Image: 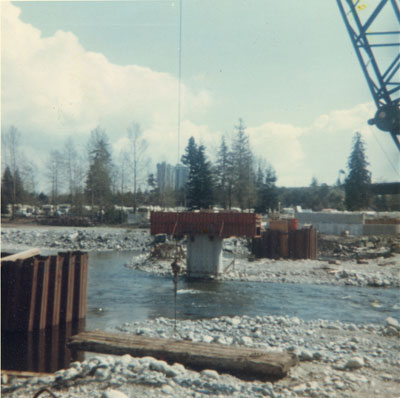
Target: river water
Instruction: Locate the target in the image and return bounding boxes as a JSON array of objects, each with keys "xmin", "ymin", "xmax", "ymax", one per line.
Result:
[
  {"xmin": 3, "ymin": 250, "xmax": 398, "ymax": 373},
  {"xmin": 87, "ymin": 251, "xmax": 399, "ymax": 330}
]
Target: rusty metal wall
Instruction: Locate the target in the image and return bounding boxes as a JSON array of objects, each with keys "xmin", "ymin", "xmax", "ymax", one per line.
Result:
[
  {"xmin": 151, "ymin": 211, "xmax": 261, "ymax": 238},
  {"xmin": 1, "ymin": 320, "xmax": 85, "ymax": 373},
  {"xmin": 269, "ymin": 218, "xmax": 299, "ymax": 233},
  {"xmin": 1, "ymin": 252, "xmax": 88, "ymax": 332},
  {"xmin": 252, "ymin": 228, "xmax": 317, "ymax": 260}
]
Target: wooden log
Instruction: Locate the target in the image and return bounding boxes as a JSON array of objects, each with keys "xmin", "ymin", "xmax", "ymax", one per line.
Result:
[
  {"xmin": 68, "ymin": 331, "xmax": 298, "ymax": 380},
  {"xmin": 1, "ymin": 249, "xmax": 40, "ymax": 263},
  {"xmin": 2, "ymin": 370, "xmax": 53, "ymax": 378}
]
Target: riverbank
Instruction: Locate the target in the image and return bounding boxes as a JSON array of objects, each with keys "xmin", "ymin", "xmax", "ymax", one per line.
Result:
[
  {"xmin": 1, "ymin": 225, "xmax": 152, "ymax": 253},
  {"xmin": 128, "ymin": 252, "xmax": 400, "ymax": 288},
  {"xmin": 3, "ymin": 315, "xmax": 400, "ymax": 398}
]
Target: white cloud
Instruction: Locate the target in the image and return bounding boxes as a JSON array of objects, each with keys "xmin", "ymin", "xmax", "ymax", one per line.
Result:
[
  {"xmin": 247, "ymin": 122, "xmax": 308, "ymax": 186},
  {"xmin": 246, "ymin": 103, "xmax": 399, "ymax": 186},
  {"xmin": 1, "ymin": 1, "xmax": 211, "ymax": 162},
  {"xmin": 309, "ymin": 103, "xmax": 399, "ymax": 183},
  {"xmin": 312, "ymin": 102, "xmax": 375, "ymax": 133}
]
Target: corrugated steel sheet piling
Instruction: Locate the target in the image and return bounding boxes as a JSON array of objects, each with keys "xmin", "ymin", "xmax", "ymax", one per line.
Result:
[
  {"xmin": 1, "ymin": 251, "xmax": 89, "ymax": 332},
  {"xmin": 252, "ymin": 227, "xmax": 317, "ymax": 260},
  {"xmin": 2, "ymin": 320, "xmax": 85, "ymax": 373}
]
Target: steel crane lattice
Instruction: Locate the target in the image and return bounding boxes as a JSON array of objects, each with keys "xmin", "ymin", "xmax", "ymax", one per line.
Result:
[{"xmin": 337, "ymin": 0, "xmax": 400, "ymax": 150}]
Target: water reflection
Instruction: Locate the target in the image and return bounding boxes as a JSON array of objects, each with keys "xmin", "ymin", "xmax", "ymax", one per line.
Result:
[{"xmin": 2, "ymin": 320, "xmax": 85, "ymax": 373}]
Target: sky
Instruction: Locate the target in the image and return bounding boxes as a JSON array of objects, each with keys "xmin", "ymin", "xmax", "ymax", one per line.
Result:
[{"xmin": 1, "ymin": 0, "xmax": 399, "ymax": 191}]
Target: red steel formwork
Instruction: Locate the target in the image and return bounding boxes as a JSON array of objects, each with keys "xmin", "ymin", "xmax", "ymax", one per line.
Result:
[{"xmin": 151, "ymin": 211, "xmax": 261, "ymax": 238}]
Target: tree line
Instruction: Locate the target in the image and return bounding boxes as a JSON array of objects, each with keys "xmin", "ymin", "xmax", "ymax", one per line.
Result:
[{"xmin": 2, "ymin": 121, "xmax": 397, "ymax": 222}]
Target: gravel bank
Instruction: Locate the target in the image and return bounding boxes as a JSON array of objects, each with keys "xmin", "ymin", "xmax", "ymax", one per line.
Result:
[
  {"xmin": 1, "ymin": 226, "xmax": 152, "ymax": 253},
  {"xmin": 128, "ymin": 250, "xmax": 400, "ymax": 288},
  {"xmin": 3, "ymin": 315, "xmax": 400, "ymax": 397}
]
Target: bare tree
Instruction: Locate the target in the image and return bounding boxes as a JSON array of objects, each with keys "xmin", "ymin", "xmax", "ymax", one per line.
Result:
[
  {"xmin": 127, "ymin": 122, "xmax": 149, "ymax": 212},
  {"xmin": 20, "ymin": 162, "xmax": 37, "ymax": 195},
  {"xmin": 2, "ymin": 126, "xmax": 22, "ymax": 217},
  {"xmin": 115, "ymin": 149, "xmax": 131, "ymax": 202},
  {"xmin": 62, "ymin": 137, "xmax": 85, "ymax": 206},
  {"xmin": 61, "ymin": 137, "xmax": 87, "ymax": 213},
  {"xmin": 46, "ymin": 150, "xmax": 63, "ymax": 212}
]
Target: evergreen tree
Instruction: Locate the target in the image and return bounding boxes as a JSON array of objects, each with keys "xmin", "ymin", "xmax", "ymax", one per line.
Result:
[
  {"xmin": 304, "ymin": 177, "xmax": 322, "ymax": 210},
  {"xmin": 13, "ymin": 169, "xmax": 25, "ymax": 204},
  {"xmin": 255, "ymin": 165, "xmax": 264, "ymax": 193},
  {"xmin": 85, "ymin": 127, "xmax": 113, "ymax": 218},
  {"xmin": 1, "ymin": 166, "xmax": 13, "ymax": 214},
  {"xmin": 181, "ymin": 137, "xmax": 214, "ymax": 210},
  {"xmin": 231, "ymin": 118, "xmax": 255, "ymax": 210},
  {"xmin": 215, "ymin": 136, "xmax": 233, "ymax": 209},
  {"xmin": 196, "ymin": 145, "xmax": 214, "ymax": 209},
  {"xmin": 1, "ymin": 166, "xmax": 25, "ymax": 215},
  {"xmin": 344, "ymin": 132, "xmax": 371, "ymax": 210},
  {"xmin": 255, "ymin": 166, "xmax": 278, "ymax": 213}
]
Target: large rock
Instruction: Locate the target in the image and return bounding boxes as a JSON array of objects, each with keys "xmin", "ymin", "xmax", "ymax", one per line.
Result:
[
  {"xmin": 345, "ymin": 357, "xmax": 364, "ymax": 370},
  {"xmin": 102, "ymin": 390, "xmax": 129, "ymax": 398},
  {"xmin": 385, "ymin": 317, "xmax": 399, "ymax": 330}
]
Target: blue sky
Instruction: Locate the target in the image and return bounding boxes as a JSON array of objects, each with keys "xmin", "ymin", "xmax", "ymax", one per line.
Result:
[{"xmin": 2, "ymin": 0, "xmax": 399, "ymax": 190}]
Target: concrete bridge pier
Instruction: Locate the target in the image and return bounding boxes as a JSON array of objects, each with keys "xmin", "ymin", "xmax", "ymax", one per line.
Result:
[{"xmin": 186, "ymin": 235, "xmax": 223, "ymax": 278}]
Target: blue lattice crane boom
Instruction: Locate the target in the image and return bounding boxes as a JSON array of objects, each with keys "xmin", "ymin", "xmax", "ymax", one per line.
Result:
[{"xmin": 337, "ymin": 0, "xmax": 400, "ymax": 151}]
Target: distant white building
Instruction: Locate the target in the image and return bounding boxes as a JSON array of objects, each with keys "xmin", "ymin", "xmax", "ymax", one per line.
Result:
[
  {"xmin": 156, "ymin": 162, "xmax": 189, "ymax": 192},
  {"xmin": 175, "ymin": 163, "xmax": 189, "ymax": 190},
  {"xmin": 157, "ymin": 162, "xmax": 175, "ymax": 192}
]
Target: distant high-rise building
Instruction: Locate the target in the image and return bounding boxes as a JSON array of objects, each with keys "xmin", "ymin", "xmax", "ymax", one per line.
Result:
[
  {"xmin": 156, "ymin": 162, "xmax": 188, "ymax": 192},
  {"xmin": 175, "ymin": 163, "xmax": 189, "ymax": 190},
  {"xmin": 156, "ymin": 162, "xmax": 175, "ymax": 192}
]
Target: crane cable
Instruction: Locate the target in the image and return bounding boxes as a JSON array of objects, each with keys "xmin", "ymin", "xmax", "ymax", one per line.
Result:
[
  {"xmin": 177, "ymin": 0, "xmax": 182, "ymax": 164},
  {"xmin": 371, "ymin": 129, "xmax": 400, "ymax": 177}
]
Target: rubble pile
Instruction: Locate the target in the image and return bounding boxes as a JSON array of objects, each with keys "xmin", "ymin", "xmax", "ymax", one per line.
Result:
[
  {"xmin": 317, "ymin": 234, "xmax": 400, "ymax": 260},
  {"xmin": 1, "ymin": 228, "xmax": 152, "ymax": 252},
  {"xmin": 149, "ymin": 242, "xmax": 185, "ymax": 261}
]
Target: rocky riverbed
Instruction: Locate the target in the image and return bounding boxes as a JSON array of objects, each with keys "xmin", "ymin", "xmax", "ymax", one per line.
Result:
[
  {"xmin": 1, "ymin": 225, "xmax": 152, "ymax": 253},
  {"xmin": 3, "ymin": 315, "xmax": 400, "ymax": 397},
  {"xmin": 128, "ymin": 247, "xmax": 400, "ymax": 288},
  {"xmin": 1, "ymin": 225, "xmax": 399, "ymax": 397}
]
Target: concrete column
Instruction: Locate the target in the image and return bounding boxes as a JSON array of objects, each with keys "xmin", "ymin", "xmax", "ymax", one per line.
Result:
[{"xmin": 186, "ymin": 234, "xmax": 223, "ymax": 278}]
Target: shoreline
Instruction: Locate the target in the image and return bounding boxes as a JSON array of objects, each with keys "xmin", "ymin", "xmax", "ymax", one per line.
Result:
[
  {"xmin": 127, "ymin": 253, "xmax": 400, "ymax": 289},
  {"xmin": 3, "ymin": 314, "xmax": 400, "ymax": 398}
]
